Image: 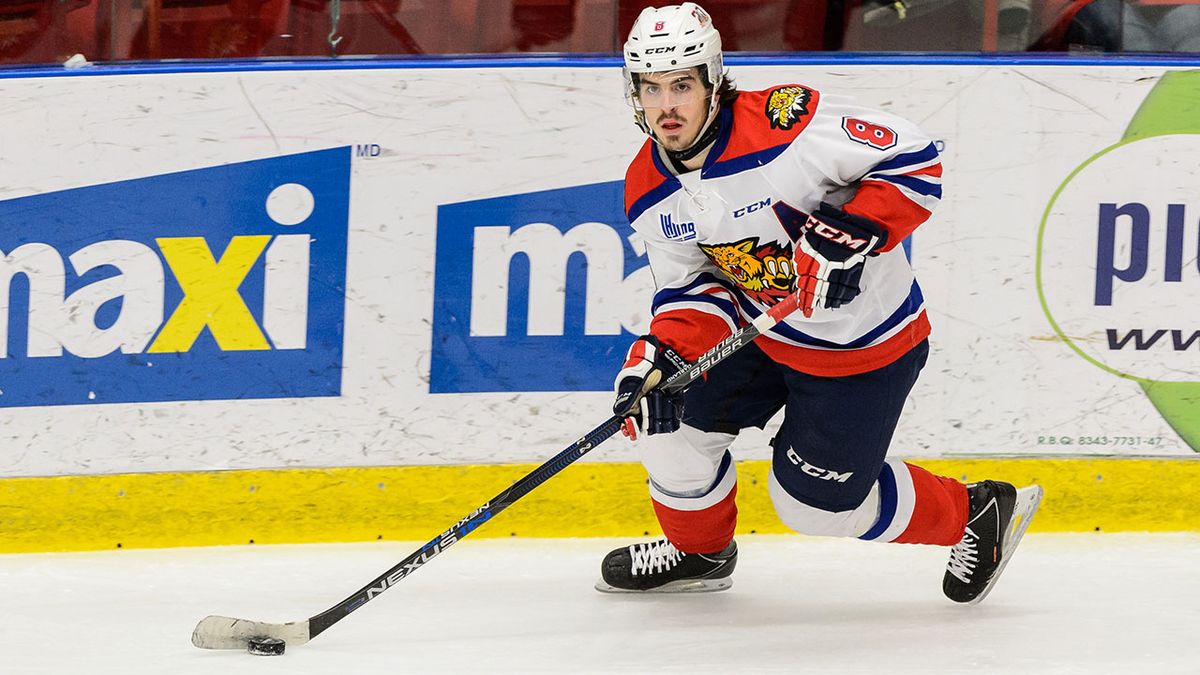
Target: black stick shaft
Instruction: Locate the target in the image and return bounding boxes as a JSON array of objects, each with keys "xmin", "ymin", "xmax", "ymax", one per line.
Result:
[
  {"xmin": 305, "ymin": 296, "xmax": 796, "ymax": 640},
  {"xmin": 308, "ymin": 414, "xmax": 624, "ymax": 638}
]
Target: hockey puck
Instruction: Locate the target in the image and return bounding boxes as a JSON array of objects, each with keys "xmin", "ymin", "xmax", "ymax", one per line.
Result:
[{"xmin": 247, "ymin": 636, "xmax": 286, "ymax": 656}]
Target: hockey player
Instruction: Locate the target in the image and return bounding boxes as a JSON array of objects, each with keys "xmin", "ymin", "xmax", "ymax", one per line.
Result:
[{"xmin": 599, "ymin": 2, "xmax": 1043, "ymax": 605}]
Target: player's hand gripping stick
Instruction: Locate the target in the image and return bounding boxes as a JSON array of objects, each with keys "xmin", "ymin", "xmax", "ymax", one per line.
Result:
[{"xmin": 612, "ymin": 335, "xmax": 689, "ymax": 440}]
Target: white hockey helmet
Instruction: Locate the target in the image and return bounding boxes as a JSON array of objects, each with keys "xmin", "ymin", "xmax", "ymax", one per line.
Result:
[{"xmin": 623, "ymin": 3, "xmax": 724, "ymax": 143}]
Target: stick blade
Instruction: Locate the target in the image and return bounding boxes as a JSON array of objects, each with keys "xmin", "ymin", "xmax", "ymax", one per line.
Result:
[{"xmin": 191, "ymin": 615, "xmax": 311, "ymax": 650}]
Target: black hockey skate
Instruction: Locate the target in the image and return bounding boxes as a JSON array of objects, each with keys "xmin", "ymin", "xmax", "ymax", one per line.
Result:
[
  {"xmin": 595, "ymin": 539, "xmax": 737, "ymax": 593},
  {"xmin": 943, "ymin": 480, "xmax": 1044, "ymax": 604}
]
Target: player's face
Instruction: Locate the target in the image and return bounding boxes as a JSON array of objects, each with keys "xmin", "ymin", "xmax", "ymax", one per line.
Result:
[{"xmin": 636, "ymin": 69, "xmax": 710, "ymax": 151}]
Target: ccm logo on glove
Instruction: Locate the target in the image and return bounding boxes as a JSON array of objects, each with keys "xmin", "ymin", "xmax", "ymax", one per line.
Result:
[
  {"xmin": 806, "ymin": 219, "xmax": 875, "ymax": 251},
  {"xmin": 792, "ymin": 203, "xmax": 887, "ymax": 318}
]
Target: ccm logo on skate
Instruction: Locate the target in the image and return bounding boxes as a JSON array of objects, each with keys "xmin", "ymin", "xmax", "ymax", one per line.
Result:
[
  {"xmin": 432, "ymin": 181, "xmax": 651, "ymax": 393},
  {"xmin": 786, "ymin": 448, "xmax": 853, "ymax": 482},
  {"xmin": 0, "ymin": 148, "xmax": 350, "ymax": 407}
]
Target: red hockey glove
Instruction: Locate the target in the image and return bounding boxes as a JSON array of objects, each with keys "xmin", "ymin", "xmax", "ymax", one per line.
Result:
[
  {"xmin": 792, "ymin": 203, "xmax": 887, "ymax": 318},
  {"xmin": 613, "ymin": 335, "xmax": 688, "ymax": 440}
]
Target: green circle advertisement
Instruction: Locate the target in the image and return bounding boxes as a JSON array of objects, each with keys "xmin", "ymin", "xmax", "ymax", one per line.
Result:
[{"xmin": 1037, "ymin": 70, "xmax": 1200, "ymax": 451}]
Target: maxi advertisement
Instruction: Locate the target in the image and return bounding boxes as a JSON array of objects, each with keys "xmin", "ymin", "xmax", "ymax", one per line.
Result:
[
  {"xmin": 0, "ymin": 149, "xmax": 349, "ymax": 407},
  {"xmin": 0, "ymin": 63, "xmax": 1195, "ymax": 479}
]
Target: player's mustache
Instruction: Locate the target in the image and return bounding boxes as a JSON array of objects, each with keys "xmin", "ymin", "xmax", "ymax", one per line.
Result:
[{"xmin": 657, "ymin": 114, "xmax": 686, "ymax": 124}]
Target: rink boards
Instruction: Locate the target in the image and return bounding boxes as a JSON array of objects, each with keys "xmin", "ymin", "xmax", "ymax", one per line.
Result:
[{"xmin": 0, "ymin": 57, "xmax": 1198, "ymax": 551}]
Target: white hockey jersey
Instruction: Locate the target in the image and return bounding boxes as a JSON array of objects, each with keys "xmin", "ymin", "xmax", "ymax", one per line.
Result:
[{"xmin": 624, "ymin": 83, "xmax": 941, "ymax": 377}]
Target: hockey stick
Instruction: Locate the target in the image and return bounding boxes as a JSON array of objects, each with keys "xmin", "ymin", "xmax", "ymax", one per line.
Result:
[{"xmin": 191, "ymin": 293, "xmax": 803, "ymax": 650}]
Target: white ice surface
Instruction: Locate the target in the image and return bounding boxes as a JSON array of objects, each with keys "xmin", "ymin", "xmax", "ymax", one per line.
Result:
[{"xmin": 0, "ymin": 534, "xmax": 1196, "ymax": 674}]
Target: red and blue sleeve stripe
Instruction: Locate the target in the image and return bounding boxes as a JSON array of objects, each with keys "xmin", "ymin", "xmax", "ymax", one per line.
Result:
[
  {"xmin": 845, "ymin": 142, "xmax": 942, "ymax": 251},
  {"xmin": 648, "ymin": 273, "xmax": 741, "ymax": 360}
]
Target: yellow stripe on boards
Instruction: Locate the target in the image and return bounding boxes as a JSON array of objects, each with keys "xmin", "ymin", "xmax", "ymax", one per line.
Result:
[{"xmin": 1, "ymin": 458, "xmax": 1197, "ymax": 553}]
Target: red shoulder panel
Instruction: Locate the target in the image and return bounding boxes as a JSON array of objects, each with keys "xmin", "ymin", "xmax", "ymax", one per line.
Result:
[
  {"xmin": 624, "ymin": 140, "xmax": 666, "ymax": 216},
  {"xmin": 717, "ymin": 84, "xmax": 822, "ymax": 162}
]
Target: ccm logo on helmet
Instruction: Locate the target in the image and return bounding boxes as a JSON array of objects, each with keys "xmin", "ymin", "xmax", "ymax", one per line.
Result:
[
  {"xmin": 805, "ymin": 216, "xmax": 871, "ymax": 250},
  {"xmin": 644, "ymin": 46, "xmax": 677, "ymax": 54}
]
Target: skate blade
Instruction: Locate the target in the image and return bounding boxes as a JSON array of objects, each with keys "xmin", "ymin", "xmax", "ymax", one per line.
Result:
[
  {"xmin": 594, "ymin": 577, "xmax": 733, "ymax": 594},
  {"xmin": 968, "ymin": 484, "xmax": 1044, "ymax": 606}
]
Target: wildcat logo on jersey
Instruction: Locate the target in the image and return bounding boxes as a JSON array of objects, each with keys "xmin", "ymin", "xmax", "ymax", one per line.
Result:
[
  {"xmin": 765, "ymin": 86, "xmax": 813, "ymax": 131},
  {"xmin": 0, "ymin": 148, "xmax": 350, "ymax": 408},
  {"xmin": 699, "ymin": 237, "xmax": 794, "ymax": 305}
]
